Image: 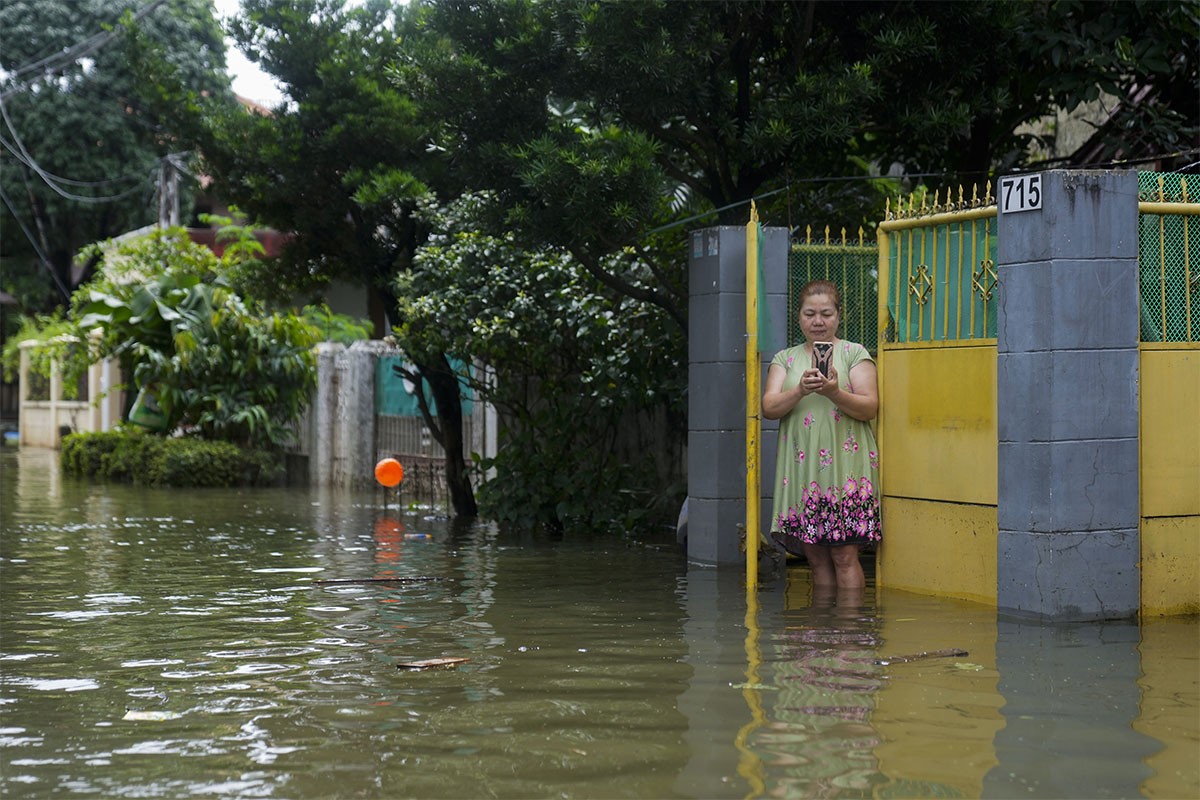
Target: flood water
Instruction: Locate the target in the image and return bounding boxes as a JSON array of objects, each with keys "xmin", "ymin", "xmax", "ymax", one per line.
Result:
[{"xmin": 1, "ymin": 447, "xmax": 1197, "ymax": 799}]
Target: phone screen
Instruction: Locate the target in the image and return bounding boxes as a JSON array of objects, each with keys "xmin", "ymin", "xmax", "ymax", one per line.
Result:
[{"xmin": 813, "ymin": 342, "xmax": 833, "ymax": 377}]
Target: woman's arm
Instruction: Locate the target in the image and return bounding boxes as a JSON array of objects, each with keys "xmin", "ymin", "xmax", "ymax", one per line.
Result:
[
  {"xmin": 763, "ymin": 362, "xmax": 818, "ymax": 420},
  {"xmin": 817, "ymin": 358, "xmax": 878, "ymax": 421}
]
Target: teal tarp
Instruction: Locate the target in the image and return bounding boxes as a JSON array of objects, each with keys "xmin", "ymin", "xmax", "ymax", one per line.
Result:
[{"xmin": 375, "ymin": 356, "xmax": 474, "ymax": 417}]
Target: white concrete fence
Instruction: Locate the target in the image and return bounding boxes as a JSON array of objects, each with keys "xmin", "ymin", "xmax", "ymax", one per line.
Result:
[
  {"xmin": 16, "ymin": 337, "xmax": 496, "ymax": 493},
  {"xmin": 17, "ymin": 337, "xmax": 124, "ymax": 448}
]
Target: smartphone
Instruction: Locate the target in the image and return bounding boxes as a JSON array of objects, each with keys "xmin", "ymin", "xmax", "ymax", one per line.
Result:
[{"xmin": 813, "ymin": 341, "xmax": 834, "ymax": 377}]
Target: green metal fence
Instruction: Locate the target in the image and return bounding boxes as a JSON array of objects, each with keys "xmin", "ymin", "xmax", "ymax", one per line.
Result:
[
  {"xmin": 879, "ymin": 185, "xmax": 998, "ymax": 344},
  {"xmin": 1138, "ymin": 172, "xmax": 1198, "ymax": 343},
  {"xmin": 787, "ymin": 226, "xmax": 879, "ymax": 352}
]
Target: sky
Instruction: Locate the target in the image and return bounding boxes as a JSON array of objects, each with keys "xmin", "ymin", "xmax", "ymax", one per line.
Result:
[{"xmin": 212, "ymin": 0, "xmax": 284, "ymax": 107}]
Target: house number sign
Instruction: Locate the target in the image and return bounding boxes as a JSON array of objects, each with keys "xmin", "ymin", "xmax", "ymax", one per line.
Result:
[{"xmin": 999, "ymin": 174, "xmax": 1042, "ymax": 214}]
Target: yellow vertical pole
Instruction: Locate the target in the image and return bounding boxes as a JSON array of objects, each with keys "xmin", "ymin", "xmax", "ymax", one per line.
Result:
[
  {"xmin": 745, "ymin": 202, "xmax": 760, "ymax": 591},
  {"xmin": 876, "ymin": 229, "xmax": 890, "ymax": 588}
]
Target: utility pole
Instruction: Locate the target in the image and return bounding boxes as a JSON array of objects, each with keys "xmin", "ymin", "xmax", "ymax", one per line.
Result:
[{"xmin": 157, "ymin": 155, "xmax": 179, "ymax": 227}]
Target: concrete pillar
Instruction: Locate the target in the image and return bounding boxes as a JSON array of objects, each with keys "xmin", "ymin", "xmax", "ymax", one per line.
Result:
[
  {"xmin": 687, "ymin": 225, "xmax": 789, "ymax": 565},
  {"xmin": 18, "ymin": 341, "xmax": 30, "ymax": 447},
  {"xmin": 312, "ymin": 342, "xmax": 344, "ymax": 487},
  {"xmin": 996, "ymin": 169, "xmax": 1140, "ymax": 620},
  {"xmin": 334, "ymin": 340, "xmax": 392, "ymax": 488},
  {"xmin": 49, "ymin": 354, "xmax": 62, "ymax": 447}
]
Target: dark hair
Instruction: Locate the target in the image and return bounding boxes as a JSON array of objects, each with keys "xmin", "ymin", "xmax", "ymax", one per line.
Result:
[{"xmin": 797, "ymin": 280, "xmax": 842, "ymax": 312}]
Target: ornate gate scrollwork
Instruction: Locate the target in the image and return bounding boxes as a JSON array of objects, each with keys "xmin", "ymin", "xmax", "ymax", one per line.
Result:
[
  {"xmin": 972, "ymin": 259, "xmax": 997, "ymax": 301},
  {"xmin": 907, "ymin": 264, "xmax": 933, "ymax": 305}
]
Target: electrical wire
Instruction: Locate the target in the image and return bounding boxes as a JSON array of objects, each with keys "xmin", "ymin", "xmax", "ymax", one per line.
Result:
[
  {"xmin": 0, "ymin": 0, "xmax": 168, "ymax": 100},
  {"xmin": 0, "ymin": 93, "xmax": 153, "ymax": 203},
  {"xmin": 0, "ymin": 182, "xmax": 73, "ymax": 300},
  {"xmin": 0, "ymin": 135, "xmax": 147, "ymax": 188},
  {"xmin": 638, "ymin": 147, "xmax": 1200, "ymax": 239}
]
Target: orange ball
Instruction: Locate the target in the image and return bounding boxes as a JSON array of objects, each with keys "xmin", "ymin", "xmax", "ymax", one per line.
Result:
[{"xmin": 374, "ymin": 458, "xmax": 404, "ymax": 487}]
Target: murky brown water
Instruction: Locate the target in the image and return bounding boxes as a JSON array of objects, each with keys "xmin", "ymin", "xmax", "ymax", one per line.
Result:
[{"xmin": 1, "ymin": 447, "xmax": 1196, "ymax": 798}]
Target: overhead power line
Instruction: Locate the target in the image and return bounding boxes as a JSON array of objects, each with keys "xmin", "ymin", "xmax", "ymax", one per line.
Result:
[
  {"xmin": 0, "ymin": 182, "xmax": 72, "ymax": 300},
  {"xmin": 0, "ymin": 93, "xmax": 154, "ymax": 203},
  {"xmin": 0, "ymin": 0, "xmax": 168, "ymax": 101}
]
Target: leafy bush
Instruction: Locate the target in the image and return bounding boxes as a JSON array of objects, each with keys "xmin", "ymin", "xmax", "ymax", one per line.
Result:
[
  {"xmin": 61, "ymin": 430, "xmax": 282, "ymax": 487},
  {"xmin": 300, "ymin": 303, "xmax": 374, "ymax": 344},
  {"xmin": 395, "ymin": 194, "xmax": 686, "ymax": 533},
  {"xmin": 73, "ymin": 227, "xmax": 320, "ymax": 449}
]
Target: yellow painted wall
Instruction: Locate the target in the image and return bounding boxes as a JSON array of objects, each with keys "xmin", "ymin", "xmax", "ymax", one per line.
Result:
[
  {"xmin": 1140, "ymin": 347, "xmax": 1199, "ymax": 517},
  {"xmin": 879, "ymin": 498, "xmax": 998, "ymax": 605},
  {"xmin": 879, "ymin": 343, "xmax": 997, "ymax": 505},
  {"xmin": 1141, "ymin": 517, "xmax": 1200, "ymax": 616},
  {"xmin": 877, "ymin": 343, "xmax": 998, "ymax": 604},
  {"xmin": 1140, "ymin": 346, "xmax": 1200, "ymax": 617}
]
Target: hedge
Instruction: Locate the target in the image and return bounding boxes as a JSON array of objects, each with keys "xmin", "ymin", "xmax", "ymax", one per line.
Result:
[{"xmin": 60, "ymin": 429, "xmax": 283, "ymax": 488}]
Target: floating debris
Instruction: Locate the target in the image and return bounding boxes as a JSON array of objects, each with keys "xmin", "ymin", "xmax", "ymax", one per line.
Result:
[
  {"xmin": 313, "ymin": 576, "xmax": 448, "ymax": 585},
  {"xmin": 122, "ymin": 710, "xmax": 183, "ymax": 721},
  {"xmin": 729, "ymin": 682, "xmax": 778, "ymax": 691},
  {"xmin": 874, "ymin": 648, "xmax": 968, "ymax": 666},
  {"xmin": 396, "ymin": 657, "xmax": 469, "ymax": 671}
]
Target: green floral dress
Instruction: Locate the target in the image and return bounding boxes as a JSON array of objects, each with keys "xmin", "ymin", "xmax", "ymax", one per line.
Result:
[{"xmin": 769, "ymin": 340, "xmax": 881, "ymax": 553}]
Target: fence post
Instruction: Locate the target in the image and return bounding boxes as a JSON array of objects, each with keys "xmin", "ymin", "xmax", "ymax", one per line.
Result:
[
  {"xmin": 996, "ymin": 169, "xmax": 1140, "ymax": 621},
  {"xmin": 18, "ymin": 341, "xmax": 30, "ymax": 447},
  {"xmin": 312, "ymin": 342, "xmax": 344, "ymax": 487},
  {"xmin": 686, "ymin": 225, "xmax": 789, "ymax": 566}
]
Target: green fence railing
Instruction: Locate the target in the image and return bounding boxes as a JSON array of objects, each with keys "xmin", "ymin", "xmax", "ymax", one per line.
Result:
[
  {"xmin": 788, "ymin": 226, "xmax": 878, "ymax": 352},
  {"xmin": 880, "ymin": 185, "xmax": 998, "ymax": 345},
  {"xmin": 1138, "ymin": 172, "xmax": 1198, "ymax": 343}
]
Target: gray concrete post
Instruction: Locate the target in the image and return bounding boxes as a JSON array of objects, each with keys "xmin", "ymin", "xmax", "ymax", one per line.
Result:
[
  {"xmin": 996, "ymin": 169, "xmax": 1140, "ymax": 620},
  {"xmin": 312, "ymin": 342, "xmax": 344, "ymax": 487},
  {"xmin": 687, "ymin": 225, "xmax": 789, "ymax": 566},
  {"xmin": 334, "ymin": 341, "xmax": 392, "ymax": 488}
]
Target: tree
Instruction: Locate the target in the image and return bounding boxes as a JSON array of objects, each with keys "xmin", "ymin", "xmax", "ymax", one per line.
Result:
[
  {"xmin": 132, "ymin": 0, "xmax": 479, "ymax": 515},
  {"xmin": 413, "ymin": 0, "xmax": 1199, "ymax": 324},
  {"xmin": 850, "ymin": 0, "xmax": 1199, "ymax": 179},
  {"xmin": 394, "ymin": 194, "xmax": 685, "ymax": 531},
  {"xmin": 0, "ymin": 0, "xmax": 230, "ymax": 326}
]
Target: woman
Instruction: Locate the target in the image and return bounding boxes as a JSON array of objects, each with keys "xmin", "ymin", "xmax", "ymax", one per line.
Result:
[{"xmin": 762, "ymin": 280, "xmax": 881, "ymax": 589}]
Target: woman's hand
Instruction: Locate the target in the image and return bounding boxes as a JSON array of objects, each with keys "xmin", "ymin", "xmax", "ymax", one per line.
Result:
[
  {"xmin": 800, "ymin": 367, "xmax": 825, "ymax": 396},
  {"xmin": 813, "ymin": 365, "xmax": 839, "ymax": 397}
]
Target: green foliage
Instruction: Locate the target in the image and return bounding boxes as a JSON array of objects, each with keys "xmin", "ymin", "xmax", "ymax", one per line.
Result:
[
  {"xmin": 0, "ymin": 0, "xmax": 230, "ymax": 309},
  {"xmin": 300, "ymin": 304, "xmax": 375, "ymax": 344},
  {"xmin": 72, "ymin": 227, "xmax": 320, "ymax": 449},
  {"xmin": 61, "ymin": 429, "xmax": 282, "ymax": 487},
  {"xmin": 0, "ymin": 312, "xmax": 75, "ymax": 386},
  {"xmin": 396, "ymin": 194, "xmax": 685, "ymax": 532}
]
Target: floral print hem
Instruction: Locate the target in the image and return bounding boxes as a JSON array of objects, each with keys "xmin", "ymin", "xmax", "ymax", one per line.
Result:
[{"xmin": 774, "ymin": 477, "xmax": 881, "ymax": 548}]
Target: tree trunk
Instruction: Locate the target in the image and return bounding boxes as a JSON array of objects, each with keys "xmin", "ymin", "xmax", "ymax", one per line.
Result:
[{"xmin": 415, "ymin": 355, "xmax": 478, "ymax": 518}]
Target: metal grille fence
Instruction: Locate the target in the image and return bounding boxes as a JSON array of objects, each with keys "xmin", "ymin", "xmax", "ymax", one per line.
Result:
[
  {"xmin": 879, "ymin": 184, "xmax": 998, "ymax": 344},
  {"xmin": 788, "ymin": 226, "xmax": 878, "ymax": 351},
  {"xmin": 374, "ymin": 414, "xmax": 477, "ymax": 505},
  {"xmin": 1138, "ymin": 172, "xmax": 1197, "ymax": 343}
]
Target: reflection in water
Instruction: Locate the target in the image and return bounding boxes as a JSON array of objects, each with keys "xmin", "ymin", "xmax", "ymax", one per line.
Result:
[
  {"xmin": 1, "ymin": 448, "xmax": 1197, "ymax": 799},
  {"xmin": 760, "ymin": 577, "xmax": 886, "ymax": 797}
]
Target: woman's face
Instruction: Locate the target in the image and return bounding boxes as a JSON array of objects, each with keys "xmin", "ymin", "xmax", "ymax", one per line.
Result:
[{"xmin": 799, "ymin": 292, "xmax": 839, "ymax": 342}]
